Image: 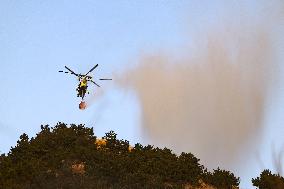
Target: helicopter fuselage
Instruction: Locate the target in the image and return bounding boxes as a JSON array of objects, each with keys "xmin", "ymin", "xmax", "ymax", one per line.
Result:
[{"xmin": 77, "ymin": 77, "xmax": 89, "ymax": 99}]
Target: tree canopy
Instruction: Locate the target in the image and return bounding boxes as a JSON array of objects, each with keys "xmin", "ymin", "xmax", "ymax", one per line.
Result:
[
  {"xmin": 0, "ymin": 122, "xmax": 243, "ymax": 188},
  {"xmin": 252, "ymin": 169, "xmax": 284, "ymax": 189}
]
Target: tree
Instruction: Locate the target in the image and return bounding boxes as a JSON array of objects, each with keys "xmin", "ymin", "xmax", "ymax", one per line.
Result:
[
  {"xmin": 176, "ymin": 152, "xmax": 204, "ymax": 186},
  {"xmin": 252, "ymin": 169, "xmax": 284, "ymax": 189},
  {"xmin": 202, "ymin": 167, "xmax": 240, "ymax": 189}
]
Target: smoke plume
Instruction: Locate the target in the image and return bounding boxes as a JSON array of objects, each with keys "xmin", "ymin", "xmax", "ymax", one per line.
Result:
[{"xmin": 115, "ymin": 1, "xmax": 282, "ymax": 176}]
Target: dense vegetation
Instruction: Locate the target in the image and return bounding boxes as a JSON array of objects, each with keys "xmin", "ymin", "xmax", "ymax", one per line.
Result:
[
  {"xmin": 252, "ymin": 169, "xmax": 284, "ymax": 189},
  {"xmin": 0, "ymin": 122, "xmax": 281, "ymax": 188}
]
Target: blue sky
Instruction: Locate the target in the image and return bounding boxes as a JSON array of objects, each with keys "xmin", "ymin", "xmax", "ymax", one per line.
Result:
[
  {"xmin": 0, "ymin": 1, "xmax": 283, "ymax": 188},
  {"xmin": 0, "ymin": 1, "xmax": 189, "ymax": 151}
]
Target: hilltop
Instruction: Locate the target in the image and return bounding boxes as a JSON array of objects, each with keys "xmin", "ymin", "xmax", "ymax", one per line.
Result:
[{"xmin": 0, "ymin": 123, "xmax": 282, "ymax": 189}]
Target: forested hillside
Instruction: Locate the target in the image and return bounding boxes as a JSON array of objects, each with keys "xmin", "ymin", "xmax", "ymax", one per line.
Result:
[{"xmin": 0, "ymin": 123, "xmax": 282, "ymax": 189}]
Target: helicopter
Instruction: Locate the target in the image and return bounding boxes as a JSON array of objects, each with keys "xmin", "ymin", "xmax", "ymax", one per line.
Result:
[{"xmin": 59, "ymin": 64, "xmax": 112, "ymax": 109}]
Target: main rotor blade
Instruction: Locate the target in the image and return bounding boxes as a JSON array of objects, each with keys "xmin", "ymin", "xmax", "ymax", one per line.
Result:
[
  {"xmin": 84, "ymin": 64, "xmax": 98, "ymax": 76},
  {"xmin": 65, "ymin": 66, "xmax": 79, "ymax": 76},
  {"xmin": 89, "ymin": 80, "xmax": 100, "ymax": 87},
  {"xmin": 99, "ymin": 79, "xmax": 112, "ymax": 80}
]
